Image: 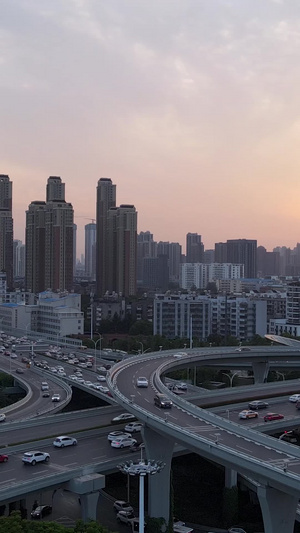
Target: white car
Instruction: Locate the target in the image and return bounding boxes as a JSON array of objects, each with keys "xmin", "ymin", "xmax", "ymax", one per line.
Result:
[
  {"xmin": 112, "ymin": 413, "xmax": 136, "ymax": 423},
  {"xmin": 22, "ymin": 451, "xmax": 50, "ymax": 465},
  {"xmin": 238, "ymin": 410, "xmax": 258, "ymax": 420},
  {"xmin": 111, "ymin": 437, "xmax": 137, "ymax": 448},
  {"xmin": 97, "ymin": 375, "xmax": 106, "ymax": 382},
  {"xmin": 107, "ymin": 431, "xmax": 132, "ymax": 441},
  {"xmin": 124, "ymin": 422, "xmax": 143, "ymax": 433},
  {"xmin": 53, "ymin": 435, "xmax": 77, "ymax": 448},
  {"xmin": 113, "ymin": 500, "xmax": 134, "ymax": 513},
  {"xmin": 51, "ymin": 393, "xmax": 61, "ymax": 402},
  {"xmin": 84, "ymin": 381, "xmax": 94, "ymax": 387},
  {"xmin": 117, "ymin": 510, "xmax": 136, "ymax": 525},
  {"xmin": 0, "ymin": 413, "xmax": 6, "ymax": 422},
  {"xmin": 136, "ymin": 376, "xmax": 149, "ymax": 388},
  {"xmin": 173, "ymin": 352, "xmax": 188, "ymax": 358},
  {"xmin": 289, "ymin": 394, "xmax": 300, "ymax": 402}
]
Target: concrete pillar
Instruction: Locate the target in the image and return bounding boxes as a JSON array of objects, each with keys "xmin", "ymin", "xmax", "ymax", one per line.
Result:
[
  {"xmin": 257, "ymin": 485, "xmax": 298, "ymax": 533},
  {"xmin": 252, "ymin": 361, "xmax": 269, "ymax": 383},
  {"xmin": 80, "ymin": 491, "xmax": 100, "ymax": 523},
  {"xmin": 143, "ymin": 425, "xmax": 174, "ymax": 524},
  {"xmin": 225, "ymin": 468, "xmax": 237, "ymax": 488},
  {"xmin": 66, "ymin": 473, "xmax": 105, "ymax": 522}
]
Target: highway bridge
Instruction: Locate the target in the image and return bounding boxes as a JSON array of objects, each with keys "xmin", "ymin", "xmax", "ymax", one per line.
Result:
[{"xmin": 2, "ymin": 343, "xmax": 300, "ymax": 531}]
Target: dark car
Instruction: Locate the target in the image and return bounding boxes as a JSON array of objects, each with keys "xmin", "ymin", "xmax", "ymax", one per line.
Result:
[
  {"xmin": 264, "ymin": 412, "xmax": 284, "ymax": 422},
  {"xmin": 31, "ymin": 505, "xmax": 52, "ymax": 519},
  {"xmin": 0, "ymin": 454, "xmax": 8, "ymax": 463},
  {"xmin": 154, "ymin": 393, "xmax": 172, "ymax": 408},
  {"xmin": 248, "ymin": 400, "xmax": 269, "ymax": 410},
  {"xmin": 130, "ymin": 442, "xmax": 145, "ymax": 453},
  {"xmin": 296, "ymin": 400, "xmax": 300, "ymax": 410}
]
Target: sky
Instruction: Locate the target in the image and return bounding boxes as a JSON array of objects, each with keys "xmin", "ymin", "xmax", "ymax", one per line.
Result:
[{"xmin": 2, "ymin": 0, "xmax": 300, "ymax": 256}]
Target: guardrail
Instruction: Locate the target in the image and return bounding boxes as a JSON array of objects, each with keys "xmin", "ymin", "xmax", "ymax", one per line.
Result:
[{"xmin": 107, "ymin": 350, "xmax": 300, "ymax": 494}]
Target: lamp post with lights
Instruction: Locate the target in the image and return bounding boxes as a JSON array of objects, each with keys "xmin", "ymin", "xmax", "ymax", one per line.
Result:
[
  {"xmin": 90, "ymin": 335, "xmax": 102, "ymax": 372},
  {"xmin": 118, "ymin": 458, "xmax": 165, "ymax": 533}
]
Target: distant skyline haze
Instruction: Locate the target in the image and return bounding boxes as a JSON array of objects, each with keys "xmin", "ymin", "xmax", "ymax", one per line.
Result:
[{"xmin": 2, "ymin": 0, "xmax": 300, "ymax": 255}]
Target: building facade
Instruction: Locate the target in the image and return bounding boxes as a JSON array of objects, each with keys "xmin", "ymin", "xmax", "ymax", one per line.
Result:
[
  {"xmin": 96, "ymin": 178, "xmax": 116, "ymax": 296},
  {"xmin": 0, "ymin": 175, "xmax": 13, "ymax": 289},
  {"xmin": 25, "ymin": 177, "xmax": 74, "ymax": 293},
  {"xmin": 85, "ymin": 223, "xmax": 96, "ymax": 280}
]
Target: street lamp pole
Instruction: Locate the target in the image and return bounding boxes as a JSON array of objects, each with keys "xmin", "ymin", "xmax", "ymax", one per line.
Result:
[
  {"xmin": 223, "ymin": 371, "xmax": 239, "ymax": 387},
  {"xmin": 118, "ymin": 459, "xmax": 165, "ymax": 533},
  {"xmin": 91, "ymin": 335, "xmax": 102, "ymax": 372}
]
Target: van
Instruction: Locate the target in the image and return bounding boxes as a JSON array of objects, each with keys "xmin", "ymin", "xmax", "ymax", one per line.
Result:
[{"xmin": 41, "ymin": 382, "xmax": 49, "ymax": 391}]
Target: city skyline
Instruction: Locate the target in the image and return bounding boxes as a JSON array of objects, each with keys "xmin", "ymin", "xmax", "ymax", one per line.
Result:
[{"xmin": 3, "ymin": 1, "xmax": 300, "ymax": 254}]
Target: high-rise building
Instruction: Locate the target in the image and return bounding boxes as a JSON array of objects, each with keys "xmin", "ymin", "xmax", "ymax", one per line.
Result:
[
  {"xmin": 96, "ymin": 178, "xmax": 116, "ymax": 296},
  {"xmin": 46, "ymin": 176, "xmax": 65, "ymax": 202},
  {"xmin": 25, "ymin": 177, "xmax": 74, "ymax": 293},
  {"xmin": 226, "ymin": 239, "xmax": 257, "ymax": 278},
  {"xmin": 0, "ymin": 175, "xmax": 13, "ymax": 289},
  {"xmin": 85, "ymin": 223, "xmax": 96, "ymax": 280},
  {"xmin": 73, "ymin": 223, "xmax": 77, "ymax": 279},
  {"xmin": 106, "ymin": 204, "xmax": 137, "ymax": 296},
  {"xmin": 186, "ymin": 233, "xmax": 204, "ymax": 263},
  {"xmin": 13, "ymin": 240, "xmax": 25, "ymax": 278},
  {"xmin": 137, "ymin": 231, "xmax": 157, "ymax": 286}
]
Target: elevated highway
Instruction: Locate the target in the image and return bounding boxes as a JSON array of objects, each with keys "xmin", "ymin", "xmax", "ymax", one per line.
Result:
[
  {"xmin": 107, "ymin": 347, "xmax": 300, "ymax": 533},
  {"xmin": 2, "ymin": 344, "xmax": 300, "ymax": 530}
]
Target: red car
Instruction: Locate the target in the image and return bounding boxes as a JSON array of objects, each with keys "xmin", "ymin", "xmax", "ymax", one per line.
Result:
[
  {"xmin": 264, "ymin": 413, "xmax": 284, "ymax": 422},
  {"xmin": 0, "ymin": 454, "xmax": 8, "ymax": 463}
]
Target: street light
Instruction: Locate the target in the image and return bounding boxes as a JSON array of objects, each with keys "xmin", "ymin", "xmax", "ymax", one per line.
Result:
[
  {"xmin": 276, "ymin": 371, "xmax": 285, "ymax": 381},
  {"xmin": 223, "ymin": 371, "xmax": 240, "ymax": 388},
  {"xmin": 118, "ymin": 459, "xmax": 165, "ymax": 533},
  {"xmin": 91, "ymin": 335, "xmax": 102, "ymax": 372}
]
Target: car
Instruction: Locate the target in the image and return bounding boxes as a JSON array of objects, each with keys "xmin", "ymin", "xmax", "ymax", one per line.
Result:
[
  {"xmin": 97, "ymin": 375, "xmax": 106, "ymax": 382},
  {"xmin": 0, "ymin": 454, "xmax": 8, "ymax": 463},
  {"xmin": 41, "ymin": 382, "xmax": 49, "ymax": 391},
  {"xmin": 154, "ymin": 393, "xmax": 173, "ymax": 408},
  {"xmin": 176, "ymin": 382, "xmax": 188, "ymax": 391},
  {"xmin": 264, "ymin": 412, "xmax": 284, "ymax": 422},
  {"xmin": 74, "ymin": 370, "xmax": 83, "ymax": 376},
  {"xmin": 53, "ymin": 435, "xmax": 77, "ymax": 447},
  {"xmin": 168, "ymin": 385, "xmax": 185, "ymax": 395},
  {"xmin": 235, "ymin": 347, "xmax": 251, "ymax": 352},
  {"xmin": 22, "ymin": 451, "xmax": 50, "ymax": 465},
  {"xmin": 238, "ymin": 410, "xmax": 258, "ymax": 420},
  {"xmin": 136, "ymin": 376, "xmax": 149, "ymax": 388},
  {"xmin": 111, "ymin": 437, "xmax": 137, "ymax": 449},
  {"xmin": 173, "ymin": 352, "xmax": 188, "ymax": 358},
  {"xmin": 31, "ymin": 504, "xmax": 52, "ymax": 519},
  {"xmin": 107, "ymin": 431, "xmax": 132, "ymax": 441},
  {"xmin": 228, "ymin": 528, "xmax": 247, "ymax": 533},
  {"xmin": 10, "ymin": 353, "xmax": 17, "ymax": 358},
  {"xmin": 42, "ymin": 391, "xmax": 50, "ymax": 398},
  {"xmin": 84, "ymin": 381, "xmax": 94, "ymax": 387},
  {"xmin": 112, "ymin": 413, "xmax": 136, "ymax": 423},
  {"xmin": 117, "ymin": 510, "xmax": 136, "ymax": 525},
  {"xmin": 0, "ymin": 413, "xmax": 6, "ymax": 422},
  {"xmin": 124, "ymin": 422, "xmax": 143, "ymax": 433},
  {"xmin": 130, "ymin": 442, "xmax": 145, "ymax": 453},
  {"xmin": 15, "ymin": 367, "xmax": 24, "ymax": 373},
  {"xmin": 57, "ymin": 371, "xmax": 66, "ymax": 377},
  {"xmin": 296, "ymin": 400, "xmax": 300, "ymax": 410},
  {"xmin": 113, "ymin": 500, "xmax": 134, "ymax": 513},
  {"xmin": 51, "ymin": 393, "xmax": 61, "ymax": 402},
  {"xmin": 248, "ymin": 400, "xmax": 269, "ymax": 410},
  {"xmin": 289, "ymin": 394, "xmax": 300, "ymax": 402}
]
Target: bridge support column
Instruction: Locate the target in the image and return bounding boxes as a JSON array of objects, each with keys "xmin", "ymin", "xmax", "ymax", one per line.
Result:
[
  {"xmin": 252, "ymin": 361, "xmax": 269, "ymax": 384},
  {"xmin": 257, "ymin": 485, "xmax": 297, "ymax": 533},
  {"xmin": 66, "ymin": 473, "xmax": 105, "ymax": 522},
  {"xmin": 225, "ymin": 468, "xmax": 237, "ymax": 488},
  {"xmin": 143, "ymin": 426, "xmax": 174, "ymax": 524}
]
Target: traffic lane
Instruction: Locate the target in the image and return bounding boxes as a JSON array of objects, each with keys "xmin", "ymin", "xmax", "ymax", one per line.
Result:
[
  {"xmin": 0, "ymin": 408, "xmax": 126, "ymax": 446},
  {"xmin": 0, "ymin": 360, "xmax": 68, "ymax": 422},
  {"xmin": 114, "ymin": 358, "xmax": 300, "ymax": 478},
  {"xmin": 215, "ymin": 398, "xmax": 300, "ymax": 427},
  {"xmin": 0, "ymin": 433, "xmax": 139, "ymax": 487}
]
